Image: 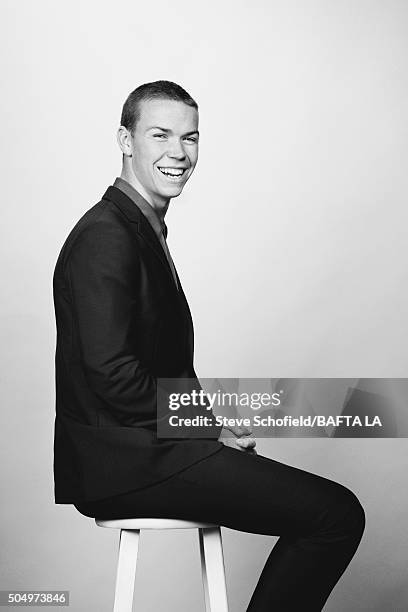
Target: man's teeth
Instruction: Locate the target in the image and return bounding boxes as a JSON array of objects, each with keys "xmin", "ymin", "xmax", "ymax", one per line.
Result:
[{"xmin": 158, "ymin": 167, "xmax": 185, "ymax": 176}]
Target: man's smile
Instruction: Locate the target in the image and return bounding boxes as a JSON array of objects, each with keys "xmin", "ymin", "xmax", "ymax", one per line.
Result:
[{"xmin": 157, "ymin": 166, "xmax": 188, "ymax": 182}]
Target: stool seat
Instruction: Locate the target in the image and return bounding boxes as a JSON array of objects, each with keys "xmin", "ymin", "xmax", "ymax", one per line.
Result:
[
  {"xmin": 95, "ymin": 517, "xmax": 216, "ymax": 530},
  {"xmin": 95, "ymin": 516, "xmax": 229, "ymax": 611}
]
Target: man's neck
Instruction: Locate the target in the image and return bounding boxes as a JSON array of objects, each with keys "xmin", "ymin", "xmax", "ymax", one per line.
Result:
[{"xmin": 120, "ymin": 167, "xmax": 169, "ymax": 222}]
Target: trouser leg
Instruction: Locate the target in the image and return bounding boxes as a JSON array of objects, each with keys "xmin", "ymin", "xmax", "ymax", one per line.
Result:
[
  {"xmin": 246, "ymin": 487, "xmax": 365, "ymax": 610},
  {"xmin": 75, "ymin": 446, "xmax": 366, "ymax": 611},
  {"xmin": 172, "ymin": 447, "xmax": 366, "ymax": 611}
]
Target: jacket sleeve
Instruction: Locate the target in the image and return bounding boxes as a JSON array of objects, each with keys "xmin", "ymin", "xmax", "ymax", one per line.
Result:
[{"xmin": 66, "ymin": 219, "xmax": 158, "ymax": 427}]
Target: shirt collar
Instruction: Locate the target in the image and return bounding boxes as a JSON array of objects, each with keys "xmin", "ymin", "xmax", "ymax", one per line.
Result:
[{"xmin": 113, "ymin": 177, "xmax": 167, "ymax": 240}]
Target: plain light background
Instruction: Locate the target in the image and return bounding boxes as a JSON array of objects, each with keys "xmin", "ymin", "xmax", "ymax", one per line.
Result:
[{"xmin": 1, "ymin": 0, "xmax": 407, "ymax": 610}]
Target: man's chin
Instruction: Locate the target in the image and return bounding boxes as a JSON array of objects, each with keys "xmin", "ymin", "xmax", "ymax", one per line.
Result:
[{"xmin": 157, "ymin": 184, "xmax": 185, "ymax": 199}]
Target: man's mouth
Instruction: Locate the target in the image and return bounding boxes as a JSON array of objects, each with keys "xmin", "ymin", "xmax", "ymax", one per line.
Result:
[{"xmin": 157, "ymin": 166, "xmax": 188, "ymax": 182}]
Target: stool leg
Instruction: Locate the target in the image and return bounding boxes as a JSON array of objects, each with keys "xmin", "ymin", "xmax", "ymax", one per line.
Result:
[
  {"xmin": 199, "ymin": 527, "xmax": 228, "ymax": 612},
  {"xmin": 113, "ymin": 529, "xmax": 140, "ymax": 612},
  {"xmin": 199, "ymin": 529, "xmax": 210, "ymax": 611}
]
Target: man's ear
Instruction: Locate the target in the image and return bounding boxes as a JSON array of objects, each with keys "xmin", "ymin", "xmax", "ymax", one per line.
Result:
[{"xmin": 117, "ymin": 126, "xmax": 133, "ymax": 157}]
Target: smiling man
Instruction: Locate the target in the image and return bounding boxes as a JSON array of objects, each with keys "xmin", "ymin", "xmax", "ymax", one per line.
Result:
[
  {"xmin": 53, "ymin": 81, "xmax": 365, "ymax": 612},
  {"xmin": 53, "ymin": 80, "xmax": 253, "ymax": 506},
  {"xmin": 117, "ymin": 90, "xmax": 199, "ymax": 224}
]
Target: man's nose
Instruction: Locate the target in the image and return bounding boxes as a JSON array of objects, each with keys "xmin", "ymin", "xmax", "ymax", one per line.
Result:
[{"xmin": 167, "ymin": 138, "xmax": 186, "ymax": 159}]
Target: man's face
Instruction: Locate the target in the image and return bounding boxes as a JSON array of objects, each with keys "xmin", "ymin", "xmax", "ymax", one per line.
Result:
[{"xmin": 129, "ymin": 98, "xmax": 199, "ymax": 203}]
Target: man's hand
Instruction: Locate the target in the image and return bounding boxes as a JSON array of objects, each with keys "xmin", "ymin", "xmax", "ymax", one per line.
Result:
[{"xmin": 218, "ymin": 424, "xmax": 257, "ymax": 454}]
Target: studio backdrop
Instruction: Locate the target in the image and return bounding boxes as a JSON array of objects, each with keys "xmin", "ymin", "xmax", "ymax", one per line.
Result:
[{"xmin": 1, "ymin": 1, "xmax": 407, "ymax": 610}]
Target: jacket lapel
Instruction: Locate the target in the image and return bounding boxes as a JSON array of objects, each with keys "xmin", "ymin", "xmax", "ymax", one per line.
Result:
[{"xmin": 103, "ymin": 186, "xmax": 178, "ymax": 288}]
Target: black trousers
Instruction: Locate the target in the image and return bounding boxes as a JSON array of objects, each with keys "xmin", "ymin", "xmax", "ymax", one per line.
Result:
[{"xmin": 75, "ymin": 446, "xmax": 365, "ymax": 611}]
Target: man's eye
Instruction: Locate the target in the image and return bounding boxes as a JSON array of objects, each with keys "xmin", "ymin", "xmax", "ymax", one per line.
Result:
[
  {"xmin": 153, "ymin": 133, "xmax": 167, "ymax": 139},
  {"xmin": 184, "ymin": 137, "xmax": 198, "ymax": 143}
]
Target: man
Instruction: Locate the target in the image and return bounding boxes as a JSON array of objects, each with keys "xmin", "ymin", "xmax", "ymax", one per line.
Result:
[
  {"xmin": 53, "ymin": 80, "xmax": 253, "ymax": 505},
  {"xmin": 53, "ymin": 81, "xmax": 365, "ymax": 610}
]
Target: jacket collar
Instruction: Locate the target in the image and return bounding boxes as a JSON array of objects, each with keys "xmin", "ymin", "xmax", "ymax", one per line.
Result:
[
  {"xmin": 102, "ymin": 184, "xmax": 179, "ymax": 291},
  {"xmin": 103, "ymin": 184, "xmax": 145, "ymax": 224},
  {"xmin": 112, "ymin": 177, "xmax": 168, "ymax": 240}
]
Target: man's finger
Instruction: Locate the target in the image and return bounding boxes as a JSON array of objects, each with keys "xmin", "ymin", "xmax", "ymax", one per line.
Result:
[
  {"xmin": 227, "ymin": 423, "xmax": 253, "ymax": 437},
  {"xmin": 235, "ymin": 437, "xmax": 256, "ymax": 449}
]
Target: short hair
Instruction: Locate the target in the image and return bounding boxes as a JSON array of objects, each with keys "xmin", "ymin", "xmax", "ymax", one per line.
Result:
[{"xmin": 120, "ymin": 80, "xmax": 198, "ymax": 134}]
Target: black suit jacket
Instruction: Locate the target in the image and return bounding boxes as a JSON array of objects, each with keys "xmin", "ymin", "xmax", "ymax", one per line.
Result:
[{"xmin": 53, "ymin": 185, "xmax": 223, "ymax": 503}]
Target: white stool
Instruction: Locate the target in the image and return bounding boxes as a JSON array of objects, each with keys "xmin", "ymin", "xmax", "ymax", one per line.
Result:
[{"xmin": 95, "ymin": 518, "xmax": 229, "ymax": 612}]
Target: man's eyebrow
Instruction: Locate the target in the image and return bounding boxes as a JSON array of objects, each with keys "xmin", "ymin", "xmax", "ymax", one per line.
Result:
[
  {"xmin": 147, "ymin": 126, "xmax": 171, "ymax": 133},
  {"xmin": 146, "ymin": 127, "xmax": 199, "ymax": 136}
]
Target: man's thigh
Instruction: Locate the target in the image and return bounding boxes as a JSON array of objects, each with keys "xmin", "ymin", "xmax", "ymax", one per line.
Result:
[
  {"xmin": 172, "ymin": 446, "xmax": 355, "ymax": 535},
  {"xmin": 76, "ymin": 447, "xmax": 354, "ymax": 537}
]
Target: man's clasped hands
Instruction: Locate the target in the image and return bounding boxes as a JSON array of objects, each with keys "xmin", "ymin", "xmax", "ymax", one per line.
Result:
[{"xmin": 219, "ymin": 423, "xmax": 257, "ymax": 454}]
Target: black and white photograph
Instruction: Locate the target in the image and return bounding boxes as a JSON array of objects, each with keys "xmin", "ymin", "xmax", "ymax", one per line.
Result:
[{"xmin": 1, "ymin": 1, "xmax": 407, "ymax": 610}]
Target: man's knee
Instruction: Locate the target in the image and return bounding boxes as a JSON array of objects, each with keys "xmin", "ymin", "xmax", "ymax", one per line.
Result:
[
  {"xmin": 324, "ymin": 485, "xmax": 366, "ymax": 539},
  {"xmin": 341, "ymin": 490, "xmax": 365, "ymax": 537}
]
